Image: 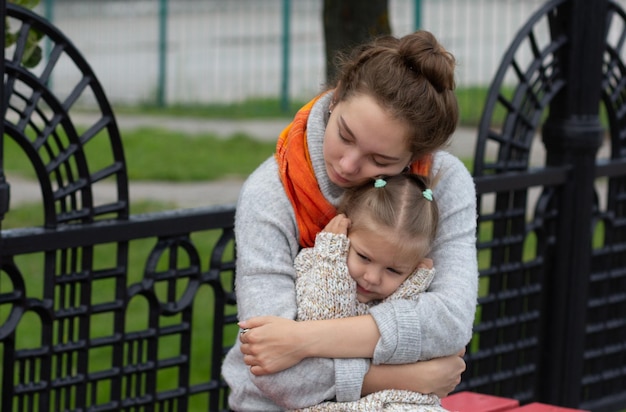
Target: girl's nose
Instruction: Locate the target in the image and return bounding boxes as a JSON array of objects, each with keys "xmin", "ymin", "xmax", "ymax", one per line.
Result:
[{"xmin": 362, "ymin": 269, "xmax": 381, "ymax": 286}]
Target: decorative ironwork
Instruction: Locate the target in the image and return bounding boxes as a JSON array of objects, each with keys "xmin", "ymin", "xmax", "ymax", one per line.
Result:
[
  {"xmin": 3, "ymin": 4, "xmax": 128, "ymax": 226},
  {"xmin": 584, "ymin": 1, "xmax": 626, "ymax": 409},
  {"xmin": 1, "ymin": 4, "xmax": 238, "ymax": 411},
  {"xmin": 467, "ymin": 0, "xmax": 626, "ymax": 410}
]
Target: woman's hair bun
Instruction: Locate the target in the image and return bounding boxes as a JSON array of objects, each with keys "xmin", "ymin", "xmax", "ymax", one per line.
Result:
[{"xmin": 399, "ymin": 30, "xmax": 456, "ymax": 92}]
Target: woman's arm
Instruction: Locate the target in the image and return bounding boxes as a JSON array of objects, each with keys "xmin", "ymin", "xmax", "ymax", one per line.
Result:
[
  {"xmin": 240, "ymin": 315, "xmax": 380, "ymax": 374},
  {"xmin": 362, "ymin": 351, "xmax": 466, "ymax": 398}
]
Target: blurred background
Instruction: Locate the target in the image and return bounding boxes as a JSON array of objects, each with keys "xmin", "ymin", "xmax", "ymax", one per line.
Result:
[
  {"xmin": 30, "ymin": 0, "xmax": 563, "ymax": 118},
  {"xmin": 10, "ymin": 0, "xmax": 577, "ymax": 214}
]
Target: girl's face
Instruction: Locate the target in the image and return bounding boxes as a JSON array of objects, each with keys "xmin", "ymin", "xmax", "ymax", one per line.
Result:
[
  {"xmin": 347, "ymin": 225, "xmax": 424, "ymax": 303},
  {"xmin": 323, "ymin": 94, "xmax": 413, "ymax": 188}
]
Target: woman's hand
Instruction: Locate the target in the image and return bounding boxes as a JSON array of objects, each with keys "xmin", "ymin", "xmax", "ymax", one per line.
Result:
[
  {"xmin": 238, "ymin": 316, "xmax": 311, "ymax": 375},
  {"xmin": 420, "ymin": 349, "xmax": 466, "ymax": 397},
  {"xmin": 363, "ymin": 349, "xmax": 466, "ymax": 398}
]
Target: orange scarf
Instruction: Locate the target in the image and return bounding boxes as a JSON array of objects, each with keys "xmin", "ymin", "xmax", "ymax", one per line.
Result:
[{"xmin": 276, "ymin": 94, "xmax": 432, "ymax": 248}]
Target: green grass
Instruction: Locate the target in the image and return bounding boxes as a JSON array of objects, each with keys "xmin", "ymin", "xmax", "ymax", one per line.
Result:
[
  {"xmin": 119, "ymin": 97, "xmax": 305, "ymax": 120},
  {"xmin": 4, "ymin": 128, "xmax": 277, "ymax": 182},
  {"xmin": 121, "ymin": 129, "xmax": 276, "ymax": 181},
  {"xmin": 120, "ymin": 88, "xmax": 489, "ymax": 126},
  {"xmin": 455, "ymin": 86, "xmax": 491, "ymax": 127}
]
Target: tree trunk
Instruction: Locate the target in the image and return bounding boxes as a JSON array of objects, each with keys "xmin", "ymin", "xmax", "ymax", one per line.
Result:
[{"xmin": 323, "ymin": 0, "xmax": 391, "ymax": 84}]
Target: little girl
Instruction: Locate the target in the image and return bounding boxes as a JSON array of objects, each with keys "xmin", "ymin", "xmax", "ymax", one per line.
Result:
[{"xmin": 293, "ymin": 173, "xmax": 449, "ymax": 412}]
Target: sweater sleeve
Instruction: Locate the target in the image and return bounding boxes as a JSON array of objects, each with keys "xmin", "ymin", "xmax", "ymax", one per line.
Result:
[
  {"xmin": 385, "ymin": 267, "xmax": 436, "ymax": 301},
  {"xmin": 223, "ymin": 159, "xmax": 367, "ymax": 410},
  {"xmin": 295, "ymin": 232, "xmax": 358, "ymax": 321},
  {"xmin": 369, "ymin": 152, "xmax": 478, "ymax": 364}
]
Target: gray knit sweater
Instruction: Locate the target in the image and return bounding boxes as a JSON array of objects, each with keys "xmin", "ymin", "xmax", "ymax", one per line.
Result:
[{"xmin": 222, "ymin": 92, "xmax": 478, "ymax": 411}]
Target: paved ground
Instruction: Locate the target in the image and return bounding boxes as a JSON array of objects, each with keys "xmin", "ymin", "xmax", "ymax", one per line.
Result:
[{"xmin": 7, "ymin": 113, "xmax": 556, "ymax": 210}]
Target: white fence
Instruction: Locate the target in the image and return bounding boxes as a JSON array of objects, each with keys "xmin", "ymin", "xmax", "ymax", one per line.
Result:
[{"xmin": 31, "ymin": 0, "xmax": 597, "ymax": 107}]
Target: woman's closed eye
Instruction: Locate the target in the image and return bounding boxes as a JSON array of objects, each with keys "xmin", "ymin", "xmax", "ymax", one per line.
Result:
[
  {"xmin": 338, "ymin": 130, "xmax": 353, "ymax": 144},
  {"xmin": 371, "ymin": 156, "xmax": 394, "ymax": 167}
]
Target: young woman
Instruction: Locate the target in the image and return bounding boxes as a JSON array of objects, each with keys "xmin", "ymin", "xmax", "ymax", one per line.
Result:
[
  {"xmin": 223, "ymin": 30, "xmax": 478, "ymax": 411},
  {"xmin": 294, "ymin": 174, "xmax": 448, "ymax": 411}
]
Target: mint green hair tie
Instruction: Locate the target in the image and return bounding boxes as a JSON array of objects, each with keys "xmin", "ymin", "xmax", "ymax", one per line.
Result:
[
  {"xmin": 374, "ymin": 178, "xmax": 387, "ymax": 188},
  {"xmin": 423, "ymin": 188, "xmax": 433, "ymax": 201}
]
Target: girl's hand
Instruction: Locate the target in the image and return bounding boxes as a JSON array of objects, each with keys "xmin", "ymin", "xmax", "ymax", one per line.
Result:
[
  {"xmin": 363, "ymin": 349, "xmax": 466, "ymax": 398},
  {"xmin": 238, "ymin": 316, "xmax": 311, "ymax": 375},
  {"xmin": 322, "ymin": 214, "xmax": 351, "ymax": 235},
  {"xmin": 417, "ymin": 257, "xmax": 434, "ymax": 270}
]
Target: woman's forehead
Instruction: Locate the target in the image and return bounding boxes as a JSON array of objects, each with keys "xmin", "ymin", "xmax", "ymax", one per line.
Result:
[{"xmin": 339, "ymin": 96, "xmax": 411, "ymax": 155}]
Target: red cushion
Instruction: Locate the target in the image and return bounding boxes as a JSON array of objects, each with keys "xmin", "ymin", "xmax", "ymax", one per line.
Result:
[
  {"xmin": 506, "ymin": 402, "xmax": 590, "ymax": 412},
  {"xmin": 441, "ymin": 391, "xmax": 520, "ymax": 412}
]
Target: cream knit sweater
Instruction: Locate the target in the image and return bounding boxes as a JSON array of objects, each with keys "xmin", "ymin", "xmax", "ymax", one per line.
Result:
[{"xmin": 292, "ymin": 232, "xmax": 448, "ymax": 412}]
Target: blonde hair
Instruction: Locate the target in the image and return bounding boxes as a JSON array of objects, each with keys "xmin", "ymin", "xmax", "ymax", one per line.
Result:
[{"xmin": 338, "ymin": 174, "xmax": 438, "ymax": 258}]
